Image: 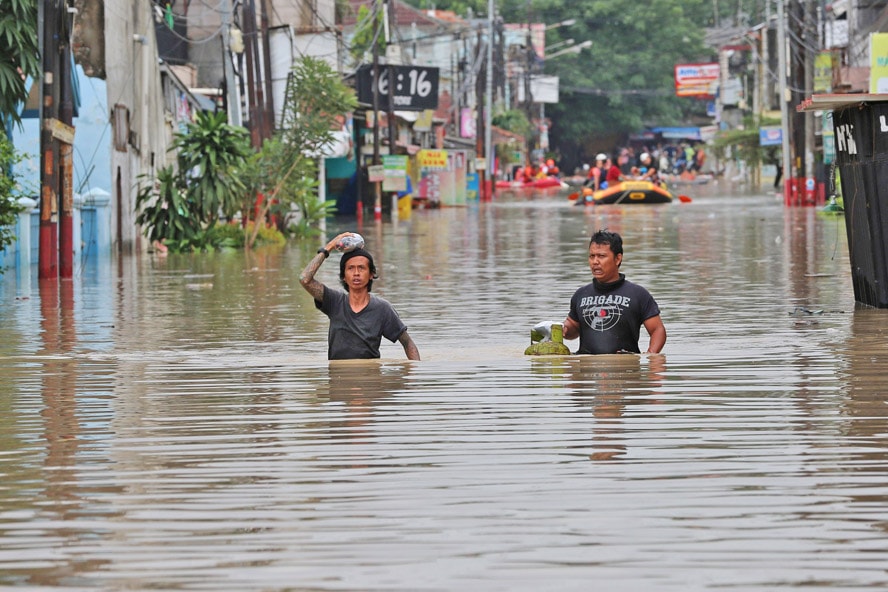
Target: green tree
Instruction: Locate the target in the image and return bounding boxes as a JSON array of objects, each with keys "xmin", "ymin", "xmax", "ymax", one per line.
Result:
[
  {"xmin": 135, "ymin": 166, "xmax": 202, "ymax": 248},
  {"xmin": 404, "ymin": 0, "xmax": 713, "ymax": 164},
  {"xmin": 135, "ymin": 111, "xmax": 252, "ymax": 252},
  {"xmin": 0, "ymin": 0, "xmax": 39, "ymax": 128},
  {"xmin": 492, "ymin": 109, "xmax": 532, "ymax": 138},
  {"xmin": 172, "ymin": 110, "xmax": 253, "ymax": 225},
  {"xmin": 247, "ymin": 56, "xmax": 357, "ymax": 248},
  {"xmin": 0, "ymin": 133, "xmax": 25, "ymax": 260},
  {"xmin": 349, "ymin": 5, "xmax": 386, "ymax": 66},
  {"xmin": 712, "ymin": 115, "xmax": 781, "ymax": 187}
]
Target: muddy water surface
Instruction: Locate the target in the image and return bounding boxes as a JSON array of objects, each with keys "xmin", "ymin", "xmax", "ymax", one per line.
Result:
[{"xmin": 2, "ymin": 189, "xmax": 888, "ymax": 591}]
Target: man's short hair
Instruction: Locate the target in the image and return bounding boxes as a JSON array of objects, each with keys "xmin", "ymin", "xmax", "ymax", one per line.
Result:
[
  {"xmin": 339, "ymin": 248, "xmax": 378, "ymax": 291},
  {"xmin": 589, "ymin": 229, "xmax": 623, "ymax": 256}
]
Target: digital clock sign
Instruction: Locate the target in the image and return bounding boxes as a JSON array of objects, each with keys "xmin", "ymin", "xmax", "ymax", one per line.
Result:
[{"xmin": 357, "ymin": 65, "xmax": 439, "ymax": 111}]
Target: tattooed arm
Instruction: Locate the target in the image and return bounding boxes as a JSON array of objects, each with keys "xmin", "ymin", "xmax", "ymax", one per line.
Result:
[
  {"xmin": 398, "ymin": 330, "xmax": 421, "ymax": 361},
  {"xmin": 299, "ymin": 232, "xmax": 351, "ymax": 301}
]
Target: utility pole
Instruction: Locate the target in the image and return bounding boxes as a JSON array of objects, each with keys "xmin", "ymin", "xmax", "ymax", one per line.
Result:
[
  {"xmin": 485, "ymin": 0, "xmax": 495, "ymax": 199},
  {"xmin": 39, "ymin": 0, "xmax": 61, "ymax": 280},
  {"xmin": 59, "ymin": 18, "xmax": 74, "ymax": 279},
  {"xmin": 259, "ymin": 0, "xmax": 274, "ymax": 138},
  {"xmin": 385, "ymin": 0, "xmax": 398, "ymax": 220},
  {"xmin": 372, "ymin": 0, "xmax": 382, "ymax": 221},
  {"xmin": 221, "ymin": 0, "xmax": 241, "ymax": 126},
  {"xmin": 475, "ymin": 26, "xmax": 485, "ymax": 199},
  {"xmin": 777, "ymin": 0, "xmax": 792, "ymax": 203},
  {"xmin": 803, "ymin": 0, "xmax": 816, "ymax": 202}
]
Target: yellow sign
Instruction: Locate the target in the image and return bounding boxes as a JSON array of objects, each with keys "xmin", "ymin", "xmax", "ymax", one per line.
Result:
[
  {"xmin": 871, "ymin": 33, "xmax": 888, "ymax": 93},
  {"xmin": 814, "ymin": 51, "xmax": 833, "ymax": 93},
  {"xmin": 418, "ymin": 149, "xmax": 447, "ymax": 170}
]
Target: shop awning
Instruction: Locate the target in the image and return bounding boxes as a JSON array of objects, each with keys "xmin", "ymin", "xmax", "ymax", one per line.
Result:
[{"xmin": 651, "ymin": 126, "xmax": 703, "ymax": 141}]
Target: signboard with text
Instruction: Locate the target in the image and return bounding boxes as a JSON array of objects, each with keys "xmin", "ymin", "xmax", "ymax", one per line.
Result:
[
  {"xmin": 674, "ymin": 63, "xmax": 719, "ymax": 99},
  {"xmin": 382, "ymin": 155, "xmax": 408, "ymax": 192}
]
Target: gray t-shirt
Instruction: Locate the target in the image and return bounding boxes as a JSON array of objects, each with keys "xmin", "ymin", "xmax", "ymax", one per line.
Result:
[{"xmin": 316, "ymin": 286, "xmax": 407, "ymax": 360}]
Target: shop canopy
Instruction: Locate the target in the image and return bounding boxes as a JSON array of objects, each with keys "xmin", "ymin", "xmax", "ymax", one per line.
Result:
[{"xmin": 651, "ymin": 126, "xmax": 704, "ymax": 141}]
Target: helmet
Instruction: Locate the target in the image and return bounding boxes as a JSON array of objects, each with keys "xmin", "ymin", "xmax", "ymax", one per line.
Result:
[
  {"xmin": 595, "ymin": 153, "xmax": 607, "ymax": 162},
  {"xmin": 640, "ymin": 152, "xmax": 651, "ymax": 161}
]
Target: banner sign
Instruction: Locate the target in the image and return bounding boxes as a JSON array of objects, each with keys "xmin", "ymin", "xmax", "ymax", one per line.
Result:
[
  {"xmin": 357, "ymin": 65, "xmax": 440, "ymax": 111},
  {"xmin": 674, "ymin": 63, "xmax": 719, "ymax": 99}
]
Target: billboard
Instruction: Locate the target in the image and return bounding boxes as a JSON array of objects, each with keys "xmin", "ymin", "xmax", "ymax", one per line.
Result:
[{"xmin": 674, "ymin": 63, "xmax": 720, "ymax": 99}]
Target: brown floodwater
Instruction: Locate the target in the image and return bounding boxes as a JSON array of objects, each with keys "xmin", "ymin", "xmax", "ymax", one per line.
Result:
[{"xmin": 2, "ymin": 186, "xmax": 888, "ymax": 591}]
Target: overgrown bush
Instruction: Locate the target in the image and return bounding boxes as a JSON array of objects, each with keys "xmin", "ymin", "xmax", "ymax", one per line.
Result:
[{"xmin": 0, "ymin": 134, "xmax": 26, "ymax": 260}]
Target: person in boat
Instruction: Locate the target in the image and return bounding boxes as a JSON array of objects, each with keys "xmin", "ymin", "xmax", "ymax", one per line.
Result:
[
  {"xmin": 605, "ymin": 156, "xmax": 624, "ymax": 186},
  {"xmin": 635, "ymin": 152, "xmax": 661, "ymax": 185},
  {"xmin": 584, "ymin": 153, "xmax": 609, "ymax": 191},
  {"xmin": 300, "ymin": 232, "xmax": 421, "ymax": 361},
  {"xmin": 562, "ymin": 230, "xmax": 666, "ymax": 355},
  {"xmin": 544, "ymin": 158, "xmax": 560, "ymax": 177}
]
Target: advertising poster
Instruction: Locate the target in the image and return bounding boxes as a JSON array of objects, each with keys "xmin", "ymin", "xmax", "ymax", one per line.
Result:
[
  {"xmin": 871, "ymin": 33, "xmax": 888, "ymax": 93},
  {"xmin": 674, "ymin": 63, "xmax": 720, "ymax": 99},
  {"xmin": 417, "ymin": 149, "xmax": 453, "ymax": 204}
]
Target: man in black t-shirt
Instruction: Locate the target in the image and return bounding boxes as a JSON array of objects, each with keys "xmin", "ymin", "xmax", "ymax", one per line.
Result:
[{"xmin": 563, "ymin": 230, "xmax": 666, "ymax": 354}]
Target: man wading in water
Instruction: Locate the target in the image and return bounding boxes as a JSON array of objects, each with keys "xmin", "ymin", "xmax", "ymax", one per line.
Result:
[
  {"xmin": 300, "ymin": 232, "xmax": 420, "ymax": 361},
  {"xmin": 563, "ymin": 230, "xmax": 666, "ymax": 354}
]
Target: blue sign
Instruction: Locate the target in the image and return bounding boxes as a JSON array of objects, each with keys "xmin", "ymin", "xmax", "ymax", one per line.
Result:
[
  {"xmin": 466, "ymin": 172, "xmax": 479, "ymax": 200},
  {"xmin": 759, "ymin": 127, "xmax": 783, "ymax": 146}
]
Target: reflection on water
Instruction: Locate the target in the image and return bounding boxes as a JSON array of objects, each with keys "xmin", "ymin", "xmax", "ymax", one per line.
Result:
[{"xmin": 4, "ymin": 190, "xmax": 888, "ymax": 590}]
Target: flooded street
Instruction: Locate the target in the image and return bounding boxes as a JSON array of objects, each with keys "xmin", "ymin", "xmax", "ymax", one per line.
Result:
[{"xmin": 4, "ymin": 187, "xmax": 888, "ymax": 591}]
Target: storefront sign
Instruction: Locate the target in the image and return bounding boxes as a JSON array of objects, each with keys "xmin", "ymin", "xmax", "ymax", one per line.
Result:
[{"xmin": 418, "ymin": 149, "xmax": 448, "ymax": 170}]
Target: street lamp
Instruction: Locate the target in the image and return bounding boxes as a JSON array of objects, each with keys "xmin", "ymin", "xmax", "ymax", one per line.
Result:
[
  {"xmin": 545, "ymin": 18, "xmax": 576, "ymax": 30},
  {"xmin": 546, "ymin": 39, "xmax": 591, "ymax": 60},
  {"xmin": 546, "ymin": 38, "xmax": 574, "ymax": 52}
]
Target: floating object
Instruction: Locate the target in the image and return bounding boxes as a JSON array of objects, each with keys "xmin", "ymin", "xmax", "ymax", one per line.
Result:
[{"xmin": 525, "ymin": 322, "xmax": 570, "ymax": 356}]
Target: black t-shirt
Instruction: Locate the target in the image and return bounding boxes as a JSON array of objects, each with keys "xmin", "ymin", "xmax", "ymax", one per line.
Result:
[
  {"xmin": 567, "ymin": 274, "xmax": 660, "ymax": 354},
  {"xmin": 316, "ymin": 287, "xmax": 407, "ymax": 360}
]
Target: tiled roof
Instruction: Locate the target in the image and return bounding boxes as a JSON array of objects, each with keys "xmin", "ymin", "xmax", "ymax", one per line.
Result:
[{"xmin": 340, "ymin": 0, "xmax": 457, "ymax": 29}]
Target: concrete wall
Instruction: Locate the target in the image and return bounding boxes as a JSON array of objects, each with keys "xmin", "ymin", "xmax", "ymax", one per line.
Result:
[{"xmin": 105, "ymin": 0, "xmax": 174, "ymax": 254}]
